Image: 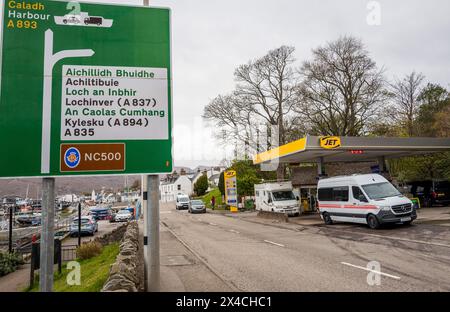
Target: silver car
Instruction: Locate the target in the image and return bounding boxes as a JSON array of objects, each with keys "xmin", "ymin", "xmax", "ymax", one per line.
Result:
[
  {"xmin": 188, "ymin": 200, "xmax": 206, "ymax": 214},
  {"xmin": 115, "ymin": 209, "xmax": 133, "ymax": 222}
]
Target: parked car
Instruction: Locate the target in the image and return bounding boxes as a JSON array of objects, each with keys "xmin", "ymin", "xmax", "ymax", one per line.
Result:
[
  {"xmin": 408, "ymin": 180, "xmax": 450, "ymax": 207},
  {"xmin": 114, "ymin": 209, "xmax": 133, "ymax": 222},
  {"xmin": 69, "ymin": 216, "xmax": 98, "ymax": 236},
  {"xmin": 89, "ymin": 207, "xmax": 112, "ymax": 221},
  {"xmin": 188, "ymin": 200, "xmax": 206, "ymax": 214},
  {"xmin": 317, "ymin": 174, "xmax": 416, "ymax": 229},
  {"xmin": 176, "ymin": 194, "xmax": 190, "ymax": 210}
]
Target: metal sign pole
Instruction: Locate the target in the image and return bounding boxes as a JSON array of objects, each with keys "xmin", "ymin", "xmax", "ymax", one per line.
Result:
[
  {"xmin": 8, "ymin": 205, "xmax": 13, "ymax": 253},
  {"xmin": 141, "ymin": 174, "xmax": 148, "ymax": 287},
  {"xmin": 147, "ymin": 175, "xmax": 160, "ymax": 292},
  {"xmin": 40, "ymin": 177, "xmax": 55, "ymax": 292},
  {"xmin": 78, "ymin": 202, "xmax": 82, "ymax": 247},
  {"xmin": 141, "ymin": 0, "xmax": 160, "ymax": 293}
]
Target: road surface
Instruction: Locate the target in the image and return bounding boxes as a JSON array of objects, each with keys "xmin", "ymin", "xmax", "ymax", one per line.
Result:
[{"xmin": 160, "ymin": 202, "xmax": 450, "ymax": 291}]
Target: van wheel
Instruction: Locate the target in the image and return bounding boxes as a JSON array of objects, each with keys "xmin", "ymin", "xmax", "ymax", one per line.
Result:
[
  {"xmin": 323, "ymin": 212, "xmax": 333, "ymax": 225},
  {"xmin": 367, "ymin": 214, "xmax": 380, "ymax": 229}
]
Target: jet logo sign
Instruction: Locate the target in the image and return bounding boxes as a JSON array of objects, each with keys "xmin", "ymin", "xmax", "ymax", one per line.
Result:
[{"xmin": 320, "ymin": 136, "xmax": 341, "ymax": 149}]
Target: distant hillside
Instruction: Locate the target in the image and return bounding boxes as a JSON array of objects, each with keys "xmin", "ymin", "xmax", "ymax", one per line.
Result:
[
  {"xmin": 0, "ymin": 166, "xmax": 224, "ymax": 198},
  {"xmin": 0, "ymin": 176, "xmax": 142, "ymax": 197}
]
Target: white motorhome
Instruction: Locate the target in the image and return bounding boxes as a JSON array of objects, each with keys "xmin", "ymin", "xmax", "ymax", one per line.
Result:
[
  {"xmin": 317, "ymin": 174, "xmax": 416, "ymax": 229},
  {"xmin": 254, "ymin": 182, "xmax": 300, "ymax": 216}
]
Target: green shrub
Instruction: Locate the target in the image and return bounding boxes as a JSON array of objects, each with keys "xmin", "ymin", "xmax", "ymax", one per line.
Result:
[
  {"xmin": 76, "ymin": 241, "xmax": 102, "ymax": 260},
  {"xmin": 0, "ymin": 252, "xmax": 24, "ymax": 277}
]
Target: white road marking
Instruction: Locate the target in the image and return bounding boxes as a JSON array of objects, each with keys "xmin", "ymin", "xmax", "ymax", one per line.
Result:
[
  {"xmin": 330, "ymin": 228, "xmax": 450, "ymax": 249},
  {"xmin": 209, "ymin": 223, "xmax": 218, "ymax": 226},
  {"xmin": 341, "ymin": 262, "xmax": 401, "ymax": 280},
  {"xmin": 229, "ymin": 229, "xmax": 240, "ymax": 234},
  {"xmin": 264, "ymin": 240, "xmax": 285, "ymax": 247},
  {"xmin": 160, "ymin": 211, "xmax": 172, "ymax": 214}
]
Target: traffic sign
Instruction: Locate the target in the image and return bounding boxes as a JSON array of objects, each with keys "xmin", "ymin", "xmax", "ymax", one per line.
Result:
[{"xmin": 0, "ymin": 0, "xmax": 172, "ymax": 178}]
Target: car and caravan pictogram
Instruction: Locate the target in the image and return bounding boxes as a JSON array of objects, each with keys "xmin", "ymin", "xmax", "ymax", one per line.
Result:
[{"xmin": 55, "ymin": 12, "xmax": 113, "ymax": 28}]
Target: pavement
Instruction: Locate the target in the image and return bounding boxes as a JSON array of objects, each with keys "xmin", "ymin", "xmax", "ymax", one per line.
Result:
[{"xmin": 159, "ymin": 202, "xmax": 450, "ymax": 291}]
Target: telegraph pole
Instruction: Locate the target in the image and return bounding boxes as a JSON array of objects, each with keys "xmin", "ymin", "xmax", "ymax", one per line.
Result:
[{"xmin": 40, "ymin": 177, "xmax": 55, "ymax": 292}]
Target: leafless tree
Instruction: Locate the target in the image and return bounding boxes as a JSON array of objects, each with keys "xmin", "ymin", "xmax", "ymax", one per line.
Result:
[
  {"xmin": 296, "ymin": 36, "xmax": 388, "ymax": 136},
  {"xmin": 389, "ymin": 71, "xmax": 425, "ymax": 136},
  {"xmin": 203, "ymin": 46, "xmax": 300, "ymax": 180}
]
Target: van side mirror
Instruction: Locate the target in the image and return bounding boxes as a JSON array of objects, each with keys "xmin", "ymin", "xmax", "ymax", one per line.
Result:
[
  {"xmin": 268, "ymin": 198, "xmax": 272, "ymax": 204},
  {"xmin": 296, "ymin": 196, "xmax": 300, "ymax": 201}
]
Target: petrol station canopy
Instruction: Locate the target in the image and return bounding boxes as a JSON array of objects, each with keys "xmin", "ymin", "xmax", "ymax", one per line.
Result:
[{"xmin": 253, "ymin": 136, "xmax": 450, "ymax": 165}]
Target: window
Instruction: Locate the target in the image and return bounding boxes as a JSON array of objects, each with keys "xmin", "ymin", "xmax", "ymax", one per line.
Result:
[
  {"xmin": 272, "ymin": 191, "xmax": 295, "ymax": 201},
  {"xmin": 362, "ymin": 182, "xmax": 401, "ymax": 200},
  {"xmin": 318, "ymin": 187, "xmax": 349, "ymax": 202},
  {"xmin": 332, "ymin": 187, "xmax": 349, "ymax": 201},
  {"xmin": 352, "ymin": 186, "xmax": 368, "ymax": 202},
  {"xmin": 177, "ymin": 185, "xmax": 181, "ymax": 191},
  {"xmin": 318, "ymin": 188, "xmax": 333, "ymax": 201},
  {"xmin": 256, "ymin": 191, "xmax": 259, "ymax": 196}
]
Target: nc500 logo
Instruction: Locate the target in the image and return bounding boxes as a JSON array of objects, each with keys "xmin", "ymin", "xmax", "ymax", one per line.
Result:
[{"xmin": 320, "ymin": 136, "xmax": 341, "ymax": 149}]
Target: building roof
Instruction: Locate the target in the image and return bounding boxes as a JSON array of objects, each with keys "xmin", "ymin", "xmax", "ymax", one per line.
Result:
[
  {"xmin": 254, "ymin": 136, "xmax": 450, "ymax": 165},
  {"xmin": 209, "ymin": 174, "xmax": 220, "ymax": 182}
]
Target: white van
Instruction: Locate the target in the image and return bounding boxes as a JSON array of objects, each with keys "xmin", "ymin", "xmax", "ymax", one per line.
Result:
[
  {"xmin": 255, "ymin": 182, "xmax": 300, "ymax": 216},
  {"xmin": 175, "ymin": 194, "xmax": 190, "ymax": 210},
  {"xmin": 317, "ymin": 174, "xmax": 416, "ymax": 229}
]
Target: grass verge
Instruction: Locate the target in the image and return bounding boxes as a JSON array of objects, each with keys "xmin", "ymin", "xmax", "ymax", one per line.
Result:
[
  {"xmin": 26, "ymin": 242, "xmax": 119, "ymax": 292},
  {"xmin": 201, "ymin": 188, "xmax": 224, "ymax": 209}
]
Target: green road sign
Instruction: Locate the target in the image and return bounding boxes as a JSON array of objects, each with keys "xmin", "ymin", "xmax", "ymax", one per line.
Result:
[{"xmin": 0, "ymin": 0, "xmax": 172, "ymax": 178}]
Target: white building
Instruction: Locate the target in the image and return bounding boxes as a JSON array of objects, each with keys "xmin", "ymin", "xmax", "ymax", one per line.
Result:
[
  {"xmin": 160, "ymin": 175, "xmax": 193, "ymax": 203},
  {"xmin": 159, "ymin": 166, "xmax": 227, "ymax": 203}
]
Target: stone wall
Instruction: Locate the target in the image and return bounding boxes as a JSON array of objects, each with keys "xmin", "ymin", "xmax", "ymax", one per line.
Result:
[
  {"xmin": 101, "ymin": 221, "xmax": 143, "ymax": 292},
  {"xmin": 94, "ymin": 223, "xmax": 128, "ymax": 247},
  {"xmin": 291, "ymin": 162, "xmax": 378, "ymax": 186}
]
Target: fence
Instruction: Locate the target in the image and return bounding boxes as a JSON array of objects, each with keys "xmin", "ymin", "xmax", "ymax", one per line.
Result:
[{"xmin": 61, "ymin": 244, "xmax": 77, "ymax": 262}]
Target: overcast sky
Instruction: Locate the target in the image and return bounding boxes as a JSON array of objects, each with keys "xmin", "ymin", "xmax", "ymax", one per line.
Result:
[{"xmin": 17, "ymin": 0, "xmax": 450, "ymax": 168}]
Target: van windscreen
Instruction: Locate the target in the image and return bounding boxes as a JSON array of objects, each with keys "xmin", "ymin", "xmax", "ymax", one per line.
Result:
[
  {"xmin": 362, "ymin": 182, "xmax": 401, "ymax": 200},
  {"xmin": 272, "ymin": 191, "xmax": 295, "ymax": 201}
]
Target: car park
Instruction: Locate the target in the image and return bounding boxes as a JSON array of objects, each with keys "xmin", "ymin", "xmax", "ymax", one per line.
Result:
[
  {"xmin": 189, "ymin": 200, "xmax": 206, "ymax": 214},
  {"xmin": 317, "ymin": 174, "xmax": 416, "ymax": 229},
  {"xmin": 69, "ymin": 216, "xmax": 98, "ymax": 236}
]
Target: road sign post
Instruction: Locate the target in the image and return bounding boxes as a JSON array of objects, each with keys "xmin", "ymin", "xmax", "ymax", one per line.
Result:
[
  {"xmin": 146, "ymin": 175, "xmax": 160, "ymax": 291},
  {"xmin": 40, "ymin": 177, "xmax": 55, "ymax": 292}
]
